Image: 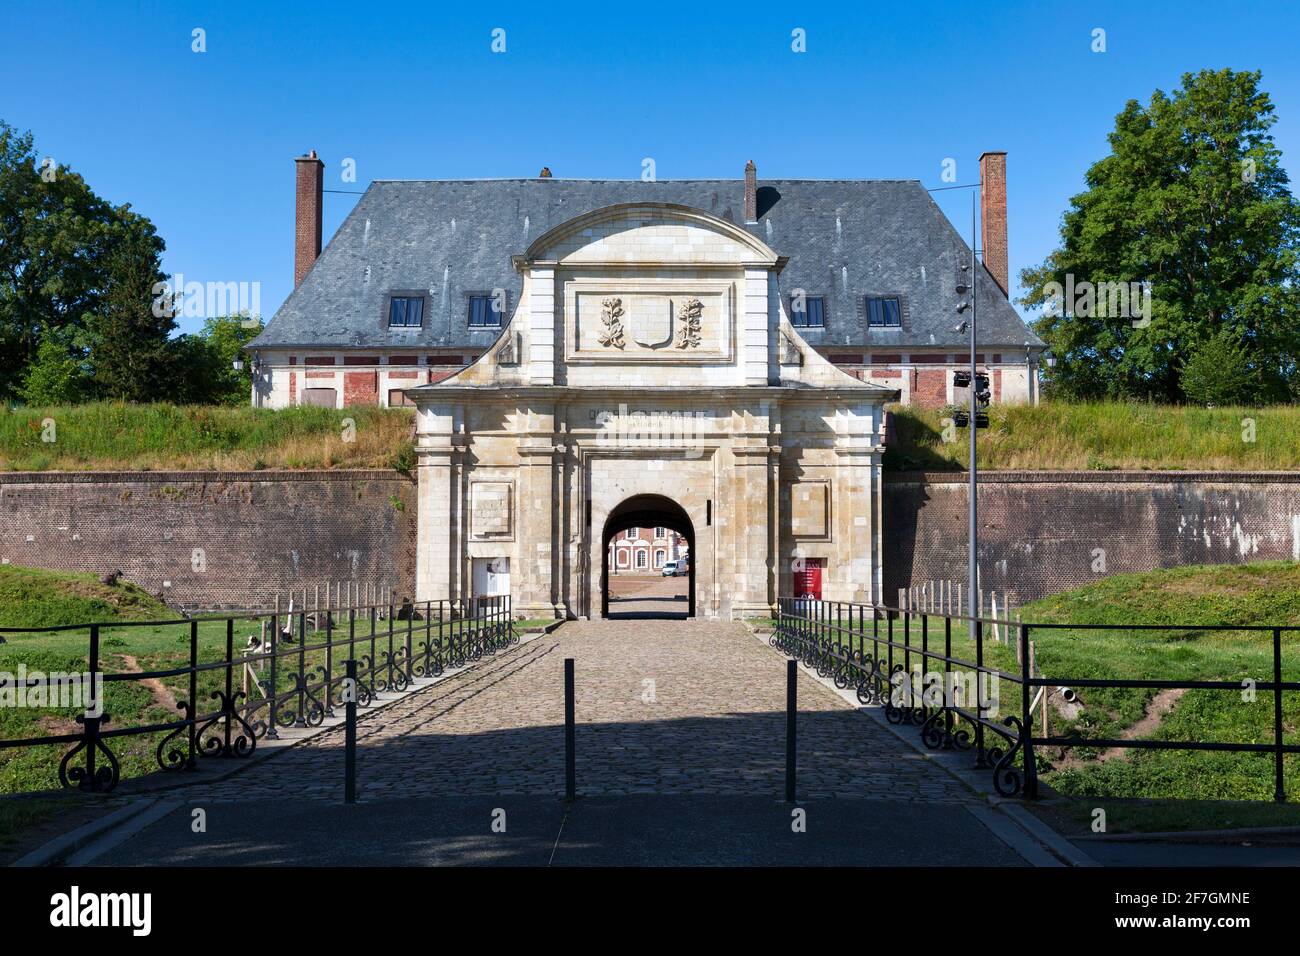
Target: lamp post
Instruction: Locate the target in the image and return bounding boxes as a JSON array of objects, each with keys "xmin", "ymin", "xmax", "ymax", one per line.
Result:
[{"xmin": 967, "ymin": 190, "xmax": 979, "ymax": 620}]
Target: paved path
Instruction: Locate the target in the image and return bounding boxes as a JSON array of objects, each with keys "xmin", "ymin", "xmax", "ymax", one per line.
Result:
[{"xmin": 86, "ymin": 620, "xmax": 1028, "ymax": 865}]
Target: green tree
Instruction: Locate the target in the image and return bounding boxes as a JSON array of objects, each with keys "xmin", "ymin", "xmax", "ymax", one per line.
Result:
[
  {"xmin": 18, "ymin": 329, "xmax": 89, "ymax": 405},
  {"xmin": 85, "ymin": 224, "xmax": 176, "ymax": 402},
  {"xmin": 0, "ymin": 120, "xmax": 176, "ymax": 402},
  {"xmin": 1021, "ymin": 69, "xmax": 1300, "ymax": 403},
  {"xmin": 198, "ymin": 314, "xmax": 263, "ymax": 404},
  {"xmin": 1179, "ymin": 329, "xmax": 1255, "ymax": 406}
]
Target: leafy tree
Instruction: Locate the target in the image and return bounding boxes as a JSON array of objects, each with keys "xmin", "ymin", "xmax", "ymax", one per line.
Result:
[
  {"xmin": 1021, "ymin": 69, "xmax": 1300, "ymax": 403},
  {"xmin": 18, "ymin": 328, "xmax": 89, "ymax": 405},
  {"xmin": 1179, "ymin": 329, "xmax": 1255, "ymax": 406},
  {"xmin": 0, "ymin": 120, "xmax": 176, "ymax": 402},
  {"xmin": 197, "ymin": 314, "xmax": 264, "ymax": 404},
  {"xmin": 85, "ymin": 225, "xmax": 176, "ymax": 402}
]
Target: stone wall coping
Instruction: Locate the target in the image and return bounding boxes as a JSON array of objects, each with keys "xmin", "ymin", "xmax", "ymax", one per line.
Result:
[
  {"xmin": 0, "ymin": 469, "xmax": 405, "ymax": 485},
  {"xmin": 4, "ymin": 468, "xmax": 1296, "ymax": 486},
  {"xmin": 887, "ymin": 470, "xmax": 1300, "ymax": 485}
]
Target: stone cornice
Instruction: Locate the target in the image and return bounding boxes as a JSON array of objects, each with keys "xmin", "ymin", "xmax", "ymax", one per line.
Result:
[{"xmin": 408, "ymin": 384, "xmax": 895, "ymax": 404}]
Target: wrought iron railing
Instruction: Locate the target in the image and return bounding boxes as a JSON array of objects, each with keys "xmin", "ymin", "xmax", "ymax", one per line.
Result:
[
  {"xmin": 773, "ymin": 598, "xmax": 1300, "ymax": 801},
  {"xmin": 0, "ymin": 595, "xmax": 513, "ymax": 794}
]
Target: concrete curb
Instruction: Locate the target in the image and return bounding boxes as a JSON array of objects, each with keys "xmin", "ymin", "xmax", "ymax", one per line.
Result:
[
  {"xmin": 11, "ymin": 798, "xmax": 162, "ymax": 867},
  {"xmin": 65, "ymin": 799, "xmax": 186, "ymax": 867},
  {"xmin": 1075, "ymin": 824, "xmax": 1300, "ymax": 844},
  {"xmin": 745, "ymin": 624, "xmax": 1098, "ymax": 868}
]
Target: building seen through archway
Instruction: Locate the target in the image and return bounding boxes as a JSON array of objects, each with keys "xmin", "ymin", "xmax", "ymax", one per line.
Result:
[{"xmin": 601, "ymin": 495, "xmax": 694, "ymax": 619}]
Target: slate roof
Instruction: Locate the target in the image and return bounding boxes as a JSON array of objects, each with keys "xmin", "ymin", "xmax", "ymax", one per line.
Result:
[{"xmin": 251, "ymin": 178, "xmax": 1044, "ymax": 352}]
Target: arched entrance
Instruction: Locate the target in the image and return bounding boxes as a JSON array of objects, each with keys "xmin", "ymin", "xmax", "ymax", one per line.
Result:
[{"xmin": 601, "ymin": 494, "xmax": 695, "ymax": 619}]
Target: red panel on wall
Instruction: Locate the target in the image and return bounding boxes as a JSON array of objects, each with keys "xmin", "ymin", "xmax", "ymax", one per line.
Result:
[{"xmin": 793, "ymin": 559, "xmax": 824, "ymax": 599}]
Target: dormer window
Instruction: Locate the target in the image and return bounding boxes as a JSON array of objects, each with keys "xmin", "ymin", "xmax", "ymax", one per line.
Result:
[
  {"xmin": 469, "ymin": 294, "xmax": 503, "ymax": 328},
  {"xmin": 388, "ymin": 295, "xmax": 425, "ymax": 328},
  {"xmin": 790, "ymin": 295, "xmax": 825, "ymax": 328},
  {"xmin": 867, "ymin": 296, "xmax": 902, "ymax": 328}
]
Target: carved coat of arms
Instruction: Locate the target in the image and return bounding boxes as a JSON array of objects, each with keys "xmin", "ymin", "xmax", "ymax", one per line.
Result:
[{"xmin": 632, "ymin": 299, "xmax": 674, "ymax": 349}]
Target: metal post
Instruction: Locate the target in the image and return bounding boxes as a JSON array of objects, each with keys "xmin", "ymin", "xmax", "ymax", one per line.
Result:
[
  {"xmin": 564, "ymin": 658, "xmax": 576, "ymax": 801},
  {"xmin": 266, "ymin": 612, "xmax": 279, "ymax": 739},
  {"xmin": 344, "ymin": 659, "xmax": 357, "ymax": 804},
  {"xmin": 973, "ymin": 618, "xmax": 987, "ymax": 767},
  {"xmin": 968, "ymin": 187, "xmax": 979, "ymax": 622},
  {"xmin": 1019, "ymin": 622, "xmax": 1038, "ymax": 798},
  {"xmin": 187, "ymin": 620, "xmax": 198, "ymax": 766},
  {"xmin": 786, "ymin": 658, "xmax": 798, "ymax": 802},
  {"xmin": 1274, "ymin": 628, "xmax": 1285, "ymax": 803}
]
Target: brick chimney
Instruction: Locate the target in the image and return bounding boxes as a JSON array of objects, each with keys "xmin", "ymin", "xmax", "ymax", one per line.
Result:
[
  {"xmin": 744, "ymin": 160, "xmax": 757, "ymax": 223},
  {"xmin": 979, "ymin": 151, "xmax": 1008, "ymax": 294},
  {"xmin": 294, "ymin": 149, "xmax": 324, "ymax": 287}
]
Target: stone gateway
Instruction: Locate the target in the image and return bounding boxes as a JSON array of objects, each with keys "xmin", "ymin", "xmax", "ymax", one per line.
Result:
[{"xmin": 407, "ymin": 203, "xmax": 897, "ymax": 620}]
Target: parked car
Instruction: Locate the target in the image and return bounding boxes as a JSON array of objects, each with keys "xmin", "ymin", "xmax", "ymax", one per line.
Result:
[
  {"xmin": 661, "ymin": 560, "xmax": 679, "ymax": 577},
  {"xmin": 662, "ymin": 560, "xmax": 688, "ymax": 577}
]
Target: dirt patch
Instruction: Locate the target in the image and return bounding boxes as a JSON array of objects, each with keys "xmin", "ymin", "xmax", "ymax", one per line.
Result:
[
  {"xmin": 119, "ymin": 654, "xmax": 181, "ymax": 716},
  {"xmin": 1095, "ymin": 687, "xmax": 1187, "ymax": 761},
  {"xmin": 1053, "ymin": 687, "xmax": 1188, "ymax": 770},
  {"xmin": 36, "ymin": 715, "xmax": 81, "ymax": 737}
]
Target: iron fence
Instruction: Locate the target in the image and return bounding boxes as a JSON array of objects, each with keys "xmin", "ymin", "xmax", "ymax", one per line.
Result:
[
  {"xmin": 0, "ymin": 595, "xmax": 513, "ymax": 794},
  {"xmin": 773, "ymin": 597, "xmax": 1300, "ymax": 801}
]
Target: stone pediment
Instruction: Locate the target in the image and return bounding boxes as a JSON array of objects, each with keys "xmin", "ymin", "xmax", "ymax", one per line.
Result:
[{"xmin": 412, "ymin": 202, "xmax": 896, "ymax": 398}]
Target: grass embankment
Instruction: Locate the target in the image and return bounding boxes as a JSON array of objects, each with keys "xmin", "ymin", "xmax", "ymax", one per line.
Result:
[
  {"xmin": 854, "ymin": 562, "xmax": 1300, "ymax": 814},
  {"xmin": 885, "ymin": 402, "xmax": 1300, "ymax": 471},
  {"xmin": 0, "ymin": 566, "xmax": 550, "ymax": 795},
  {"xmin": 0, "ymin": 402, "xmax": 416, "ymax": 472}
]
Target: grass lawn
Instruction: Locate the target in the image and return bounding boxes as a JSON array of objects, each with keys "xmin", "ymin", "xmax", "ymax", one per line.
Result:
[
  {"xmin": 1038, "ymin": 795, "xmax": 1300, "ymax": 836},
  {"xmin": 792, "ymin": 563, "xmax": 1300, "ymax": 807},
  {"xmin": 0, "ymin": 565, "xmax": 556, "ymax": 795},
  {"xmin": 0, "ymin": 402, "xmax": 415, "ymax": 472},
  {"xmin": 885, "ymin": 401, "xmax": 1300, "ymax": 471}
]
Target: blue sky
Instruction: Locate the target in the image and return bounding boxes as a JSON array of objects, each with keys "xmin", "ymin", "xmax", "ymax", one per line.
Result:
[{"xmin": 2, "ymin": 0, "xmax": 1298, "ymax": 334}]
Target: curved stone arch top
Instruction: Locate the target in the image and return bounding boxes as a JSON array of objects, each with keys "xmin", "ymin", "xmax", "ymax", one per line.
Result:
[{"xmin": 521, "ymin": 202, "xmax": 784, "ymax": 268}]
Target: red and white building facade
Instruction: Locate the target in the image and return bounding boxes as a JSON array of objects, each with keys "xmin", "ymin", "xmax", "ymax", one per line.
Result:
[{"xmin": 607, "ymin": 527, "xmax": 688, "ymax": 573}]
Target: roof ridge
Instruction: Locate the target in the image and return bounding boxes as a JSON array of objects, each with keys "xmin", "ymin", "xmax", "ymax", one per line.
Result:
[{"xmin": 366, "ymin": 177, "xmax": 924, "ymax": 184}]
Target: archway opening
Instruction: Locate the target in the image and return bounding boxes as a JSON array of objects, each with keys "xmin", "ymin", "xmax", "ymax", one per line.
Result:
[{"xmin": 601, "ymin": 494, "xmax": 695, "ymax": 619}]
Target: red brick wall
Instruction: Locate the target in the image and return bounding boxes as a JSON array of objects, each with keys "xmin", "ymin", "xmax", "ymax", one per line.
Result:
[
  {"xmin": 0, "ymin": 471, "xmax": 416, "ymax": 610},
  {"xmin": 911, "ymin": 368, "xmax": 948, "ymax": 407},
  {"xmin": 294, "ymin": 152, "xmax": 324, "ymax": 287},
  {"xmin": 343, "ymin": 371, "xmax": 378, "ymax": 406}
]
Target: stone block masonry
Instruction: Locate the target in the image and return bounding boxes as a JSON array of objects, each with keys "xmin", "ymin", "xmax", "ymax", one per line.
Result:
[{"xmin": 0, "ymin": 471, "xmax": 416, "ymax": 610}]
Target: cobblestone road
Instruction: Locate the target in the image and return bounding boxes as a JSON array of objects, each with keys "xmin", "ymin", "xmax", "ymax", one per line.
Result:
[{"xmin": 182, "ymin": 620, "xmax": 968, "ymax": 804}]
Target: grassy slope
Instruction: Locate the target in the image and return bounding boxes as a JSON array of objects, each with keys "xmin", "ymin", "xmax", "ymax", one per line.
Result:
[
  {"xmin": 1004, "ymin": 562, "xmax": 1300, "ymax": 802},
  {"xmin": 0, "ymin": 402, "xmax": 415, "ymax": 472},
  {"xmin": 4, "ymin": 400, "xmax": 1300, "ymax": 472},
  {"xmin": 885, "ymin": 402, "xmax": 1300, "ymax": 471},
  {"xmin": 0, "ymin": 565, "xmax": 174, "ymax": 628}
]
